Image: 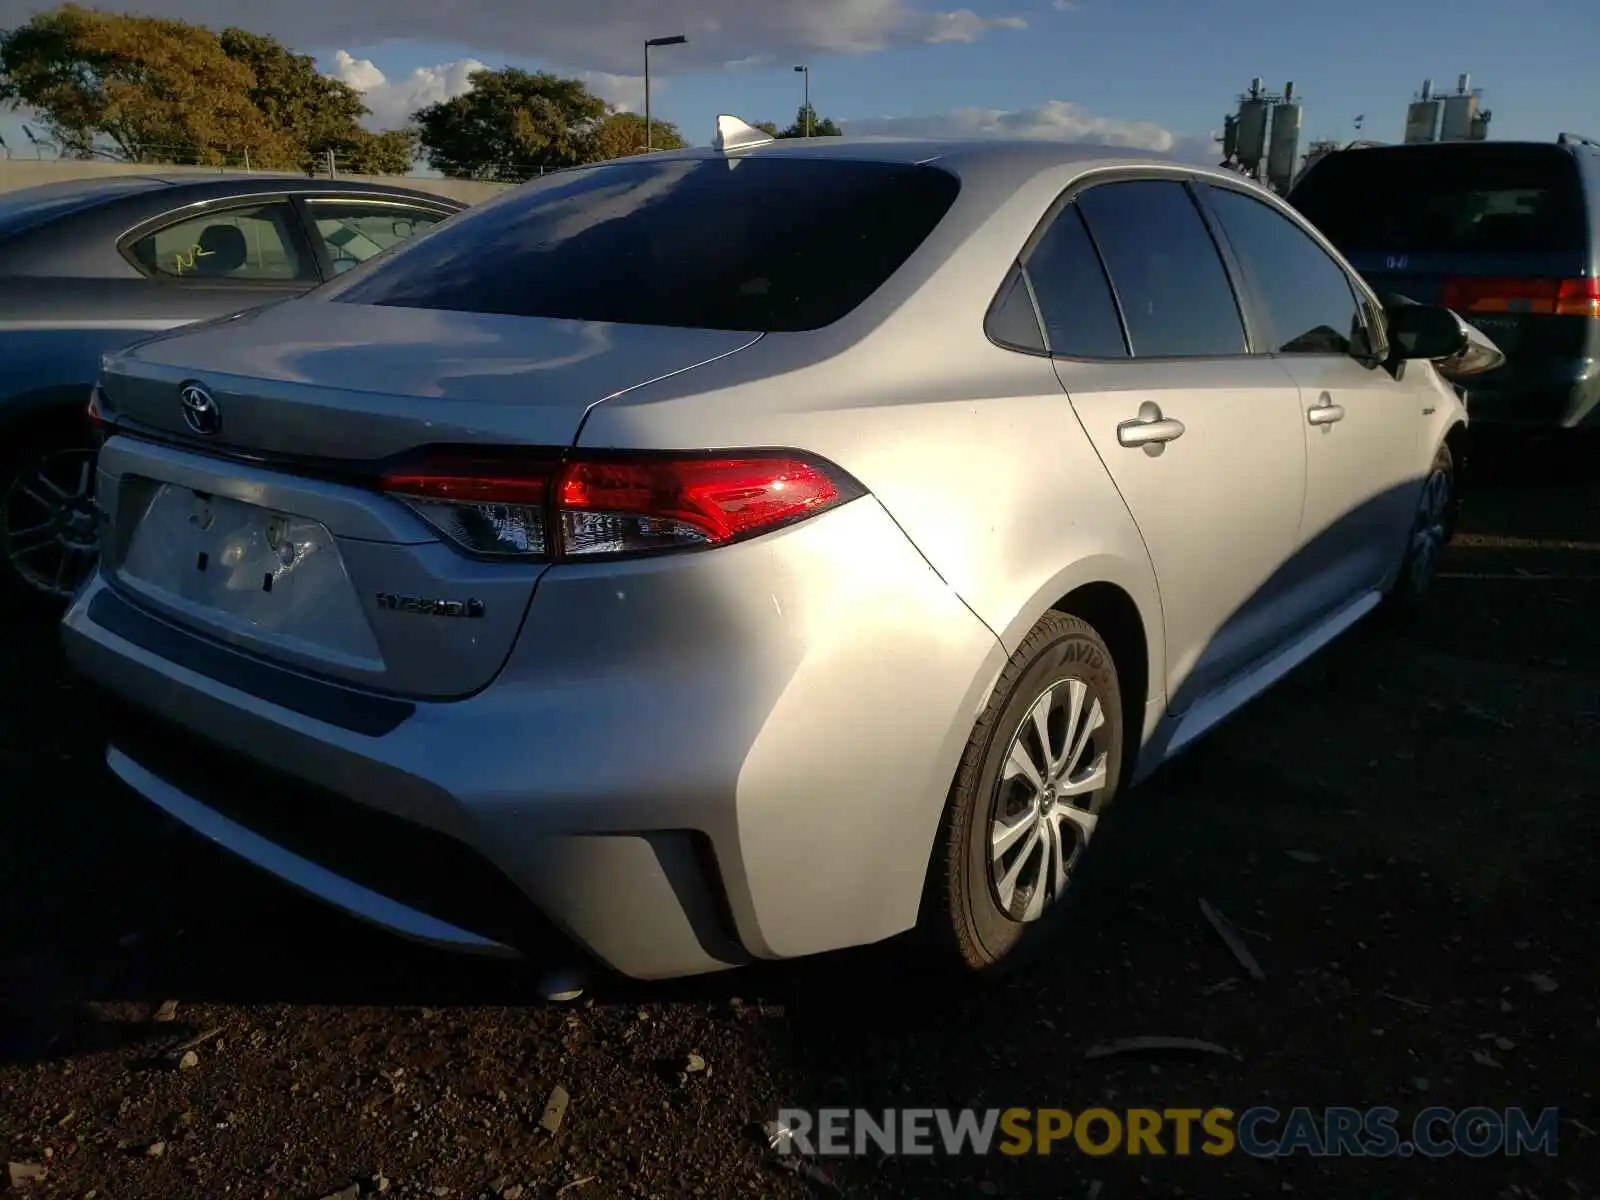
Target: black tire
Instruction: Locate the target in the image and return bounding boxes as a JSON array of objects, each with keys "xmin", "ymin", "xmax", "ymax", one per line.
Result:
[
  {"xmin": 0, "ymin": 413, "xmax": 101, "ymax": 613},
  {"xmin": 926, "ymin": 610, "xmax": 1124, "ymax": 973},
  {"xmin": 1385, "ymin": 440, "xmax": 1456, "ymax": 615}
]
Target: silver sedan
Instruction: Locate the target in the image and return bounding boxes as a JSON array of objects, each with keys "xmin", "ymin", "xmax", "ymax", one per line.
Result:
[{"xmin": 63, "ymin": 119, "xmax": 1497, "ymax": 983}]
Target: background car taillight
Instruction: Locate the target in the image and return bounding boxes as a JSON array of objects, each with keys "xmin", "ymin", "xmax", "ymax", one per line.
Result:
[
  {"xmin": 378, "ymin": 450, "xmax": 862, "ymax": 561},
  {"xmin": 1441, "ymin": 276, "xmax": 1600, "ymax": 319}
]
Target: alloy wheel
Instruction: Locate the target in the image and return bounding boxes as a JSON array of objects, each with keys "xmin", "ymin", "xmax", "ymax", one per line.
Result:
[
  {"xmin": 1, "ymin": 446, "xmax": 101, "ymax": 600},
  {"xmin": 1408, "ymin": 466, "xmax": 1452, "ymax": 594},
  {"xmin": 986, "ymin": 677, "xmax": 1110, "ymax": 923}
]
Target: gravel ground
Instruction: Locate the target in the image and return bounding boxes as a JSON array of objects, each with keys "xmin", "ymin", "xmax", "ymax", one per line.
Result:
[{"xmin": 2, "ymin": 440, "xmax": 1597, "ymax": 1200}]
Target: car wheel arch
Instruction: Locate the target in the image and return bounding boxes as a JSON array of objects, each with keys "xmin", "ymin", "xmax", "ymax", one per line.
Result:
[
  {"xmin": 2, "ymin": 382, "xmax": 97, "ymax": 428},
  {"xmin": 1050, "ymin": 580, "xmax": 1151, "ymax": 790},
  {"xmin": 988, "ymin": 557, "xmax": 1164, "ymax": 776}
]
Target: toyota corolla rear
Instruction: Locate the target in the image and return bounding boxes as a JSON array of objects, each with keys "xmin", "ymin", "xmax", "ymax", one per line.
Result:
[{"xmin": 61, "ymin": 148, "xmax": 1013, "ymax": 980}]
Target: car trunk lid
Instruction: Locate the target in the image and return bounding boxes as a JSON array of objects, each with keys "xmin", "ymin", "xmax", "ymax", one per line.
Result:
[
  {"xmin": 95, "ymin": 299, "xmax": 761, "ymax": 700},
  {"xmin": 99, "ymin": 297, "xmax": 761, "ymax": 461}
]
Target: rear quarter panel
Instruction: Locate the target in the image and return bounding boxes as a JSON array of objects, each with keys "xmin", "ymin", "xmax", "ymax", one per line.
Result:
[
  {"xmin": 0, "ymin": 279, "xmax": 294, "ymax": 420},
  {"xmin": 576, "ymin": 335, "xmax": 1168, "ymax": 735}
]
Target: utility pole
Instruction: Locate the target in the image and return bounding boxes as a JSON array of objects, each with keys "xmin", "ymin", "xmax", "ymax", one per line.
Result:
[
  {"xmin": 794, "ymin": 64, "xmax": 811, "ymax": 136},
  {"xmin": 644, "ymin": 34, "xmax": 688, "ymax": 152}
]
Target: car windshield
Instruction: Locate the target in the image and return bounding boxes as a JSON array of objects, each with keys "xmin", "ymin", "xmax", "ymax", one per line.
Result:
[
  {"xmin": 1287, "ymin": 144, "xmax": 1587, "ymax": 255},
  {"xmin": 328, "ymin": 156, "xmax": 961, "ymax": 332}
]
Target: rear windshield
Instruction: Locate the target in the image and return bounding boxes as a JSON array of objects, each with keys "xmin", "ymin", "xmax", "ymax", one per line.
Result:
[
  {"xmin": 328, "ymin": 156, "xmax": 961, "ymax": 332},
  {"xmin": 1288, "ymin": 145, "xmax": 1587, "ymax": 255},
  {"xmin": 0, "ymin": 177, "xmax": 162, "ymax": 240}
]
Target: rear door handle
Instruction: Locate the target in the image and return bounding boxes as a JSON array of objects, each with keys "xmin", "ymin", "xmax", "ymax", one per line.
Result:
[
  {"xmin": 1307, "ymin": 393, "xmax": 1345, "ymax": 426},
  {"xmin": 1117, "ymin": 401, "xmax": 1186, "ymax": 449}
]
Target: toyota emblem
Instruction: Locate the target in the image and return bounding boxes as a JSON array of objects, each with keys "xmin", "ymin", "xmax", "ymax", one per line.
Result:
[{"xmin": 179, "ymin": 382, "xmax": 221, "ymax": 436}]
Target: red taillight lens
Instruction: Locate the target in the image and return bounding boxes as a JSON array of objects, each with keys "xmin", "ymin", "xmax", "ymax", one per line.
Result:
[
  {"xmin": 558, "ymin": 456, "xmax": 844, "ymax": 556},
  {"xmin": 378, "ymin": 450, "xmax": 858, "ymax": 561},
  {"xmin": 87, "ymin": 386, "xmax": 110, "ymax": 429},
  {"xmin": 1441, "ymin": 276, "xmax": 1600, "ymax": 318}
]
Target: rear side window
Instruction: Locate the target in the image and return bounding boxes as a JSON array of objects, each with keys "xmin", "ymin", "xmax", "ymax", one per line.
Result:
[
  {"xmin": 1288, "ymin": 145, "xmax": 1587, "ymax": 255},
  {"xmin": 330, "ymin": 158, "xmax": 961, "ymax": 332},
  {"xmin": 127, "ymin": 201, "xmax": 315, "ymax": 283},
  {"xmin": 1023, "ymin": 204, "xmax": 1128, "ymax": 358},
  {"xmin": 1206, "ymin": 187, "xmax": 1365, "ymax": 356},
  {"xmin": 1076, "ymin": 180, "xmax": 1247, "ymax": 358},
  {"xmin": 306, "ymin": 200, "xmax": 450, "ymax": 275}
]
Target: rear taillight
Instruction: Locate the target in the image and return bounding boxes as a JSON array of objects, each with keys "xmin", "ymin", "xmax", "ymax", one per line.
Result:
[
  {"xmin": 1441, "ymin": 276, "xmax": 1600, "ymax": 318},
  {"xmin": 87, "ymin": 386, "xmax": 110, "ymax": 430},
  {"xmin": 378, "ymin": 450, "xmax": 861, "ymax": 562},
  {"xmin": 379, "ymin": 455, "xmax": 555, "ymax": 558}
]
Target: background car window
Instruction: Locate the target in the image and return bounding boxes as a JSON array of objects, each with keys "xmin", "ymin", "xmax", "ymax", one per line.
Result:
[
  {"xmin": 306, "ymin": 201, "xmax": 448, "ymax": 275},
  {"xmin": 128, "ymin": 202, "xmax": 312, "ymax": 283},
  {"xmin": 1076, "ymin": 181, "xmax": 1246, "ymax": 358},
  {"xmin": 1207, "ymin": 187, "xmax": 1364, "ymax": 356},
  {"xmin": 1286, "ymin": 144, "xmax": 1586, "ymax": 255},
  {"xmin": 328, "ymin": 157, "xmax": 961, "ymax": 332},
  {"xmin": 1023, "ymin": 204, "xmax": 1128, "ymax": 358}
]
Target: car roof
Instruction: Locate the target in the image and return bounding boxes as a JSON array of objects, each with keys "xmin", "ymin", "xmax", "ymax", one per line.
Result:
[{"xmin": 621, "ymin": 134, "xmax": 1257, "ymax": 196}]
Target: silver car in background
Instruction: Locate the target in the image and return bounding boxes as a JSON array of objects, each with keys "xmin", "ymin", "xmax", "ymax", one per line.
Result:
[{"xmin": 63, "ymin": 119, "xmax": 1497, "ymax": 982}]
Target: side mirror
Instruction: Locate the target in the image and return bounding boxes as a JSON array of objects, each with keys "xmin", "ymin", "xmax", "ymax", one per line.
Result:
[{"xmin": 1382, "ymin": 298, "xmax": 1506, "ymax": 380}]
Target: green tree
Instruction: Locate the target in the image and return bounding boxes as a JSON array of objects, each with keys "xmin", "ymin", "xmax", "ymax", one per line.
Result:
[
  {"xmin": 587, "ymin": 110, "xmax": 686, "ymax": 160},
  {"xmin": 774, "ymin": 105, "xmax": 842, "ymax": 139},
  {"xmin": 412, "ymin": 67, "xmax": 610, "ymax": 179},
  {"xmin": 217, "ymin": 27, "xmax": 412, "ymax": 173},
  {"xmin": 0, "ymin": 5, "xmax": 415, "ymax": 172},
  {"xmin": 752, "ymin": 120, "xmax": 780, "ymax": 137},
  {"xmin": 0, "ymin": 4, "xmax": 294, "ymax": 164}
]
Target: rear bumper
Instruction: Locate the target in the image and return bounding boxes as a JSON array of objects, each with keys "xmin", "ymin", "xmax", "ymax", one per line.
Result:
[
  {"xmin": 1463, "ymin": 361, "xmax": 1600, "ymax": 429},
  {"xmin": 63, "ymin": 496, "xmax": 1006, "ymax": 981}
]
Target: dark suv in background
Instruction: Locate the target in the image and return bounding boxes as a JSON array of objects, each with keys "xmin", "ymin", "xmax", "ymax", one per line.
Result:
[{"xmin": 1288, "ymin": 136, "xmax": 1600, "ymax": 433}]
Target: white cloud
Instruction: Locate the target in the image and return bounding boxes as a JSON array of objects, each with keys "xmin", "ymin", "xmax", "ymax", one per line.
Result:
[
  {"xmin": 327, "ymin": 50, "xmax": 486, "ymax": 129},
  {"xmin": 324, "ymin": 51, "xmax": 647, "ymax": 127},
  {"xmin": 843, "ymin": 100, "xmax": 1217, "ymax": 161},
  {"xmin": 578, "ymin": 71, "xmax": 649, "ymax": 114},
  {"xmin": 1052, "ymin": 0, "xmax": 1080, "ymax": 10},
  {"xmin": 923, "ymin": 9, "xmax": 1027, "ymax": 43},
  {"xmin": 0, "ymin": 0, "xmax": 1025, "ymax": 74}
]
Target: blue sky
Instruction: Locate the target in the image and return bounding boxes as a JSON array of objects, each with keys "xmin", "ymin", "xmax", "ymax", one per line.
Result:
[{"xmin": 2, "ymin": 0, "xmax": 1598, "ymax": 165}]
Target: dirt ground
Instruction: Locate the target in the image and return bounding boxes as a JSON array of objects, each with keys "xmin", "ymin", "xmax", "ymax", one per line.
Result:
[{"xmin": 2, "ymin": 436, "xmax": 1597, "ymax": 1200}]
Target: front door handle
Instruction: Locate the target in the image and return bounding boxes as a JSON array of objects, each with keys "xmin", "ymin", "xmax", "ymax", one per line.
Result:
[
  {"xmin": 1307, "ymin": 392, "xmax": 1345, "ymax": 425},
  {"xmin": 1117, "ymin": 400, "xmax": 1186, "ymax": 449}
]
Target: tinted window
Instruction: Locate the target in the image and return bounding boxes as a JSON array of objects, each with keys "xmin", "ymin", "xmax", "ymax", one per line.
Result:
[
  {"xmin": 1076, "ymin": 181, "xmax": 1246, "ymax": 358},
  {"xmin": 1024, "ymin": 204, "xmax": 1128, "ymax": 358},
  {"xmin": 1207, "ymin": 187, "xmax": 1364, "ymax": 356},
  {"xmin": 306, "ymin": 200, "xmax": 449, "ymax": 276},
  {"xmin": 128, "ymin": 201, "xmax": 313, "ymax": 283},
  {"xmin": 330, "ymin": 158, "xmax": 961, "ymax": 332},
  {"xmin": 986, "ymin": 265, "xmax": 1047, "ymax": 353},
  {"xmin": 1288, "ymin": 144, "xmax": 1586, "ymax": 254}
]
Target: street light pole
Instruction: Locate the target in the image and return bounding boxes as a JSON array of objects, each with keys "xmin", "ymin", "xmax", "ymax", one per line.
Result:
[
  {"xmin": 644, "ymin": 34, "xmax": 688, "ymax": 153},
  {"xmin": 794, "ymin": 64, "xmax": 811, "ymax": 136}
]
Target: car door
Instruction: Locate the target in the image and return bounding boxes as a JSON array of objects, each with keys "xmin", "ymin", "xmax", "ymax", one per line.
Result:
[
  {"xmin": 297, "ymin": 196, "xmax": 456, "ymax": 279},
  {"xmin": 1200, "ymin": 182, "xmax": 1421, "ymax": 613},
  {"xmin": 1026, "ymin": 175, "xmax": 1309, "ymax": 713}
]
